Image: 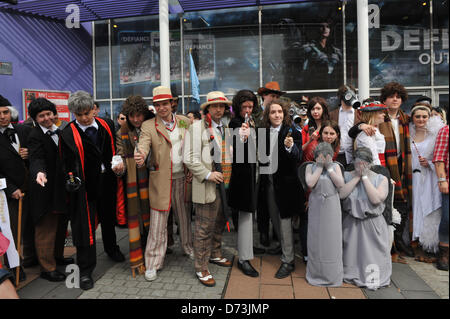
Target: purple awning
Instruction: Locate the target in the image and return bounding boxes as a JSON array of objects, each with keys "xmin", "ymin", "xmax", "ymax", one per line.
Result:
[{"xmin": 0, "ymin": 0, "xmax": 330, "ymax": 22}]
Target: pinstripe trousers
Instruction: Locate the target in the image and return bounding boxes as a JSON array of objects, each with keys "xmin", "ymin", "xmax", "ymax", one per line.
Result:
[{"xmin": 145, "ymin": 177, "xmax": 193, "ymax": 270}]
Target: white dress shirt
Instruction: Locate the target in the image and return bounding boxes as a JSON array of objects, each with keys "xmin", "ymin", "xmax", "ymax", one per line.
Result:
[
  {"xmin": 0, "ymin": 123, "xmax": 19, "ymax": 152},
  {"xmin": 338, "ymin": 106, "xmax": 355, "ymax": 163},
  {"xmin": 39, "ymin": 123, "xmax": 59, "ymax": 146}
]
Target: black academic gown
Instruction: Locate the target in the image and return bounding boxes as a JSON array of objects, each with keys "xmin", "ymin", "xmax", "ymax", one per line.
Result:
[
  {"xmin": 27, "ymin": 125, "xmax": 67, "ymax": 224},
  {"xmin": 59, "ymin": 118, "xmax": 117, "ymax": 249}
]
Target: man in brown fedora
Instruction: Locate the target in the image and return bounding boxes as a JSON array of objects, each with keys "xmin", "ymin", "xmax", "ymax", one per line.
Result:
[
  {"xmin": 254, "ymin": 82, "xmax": 286, "ymax": 129},
  {"xmin": 135, "ymin": 86, "xmax": 194, "ymax": 282},
  {"xmin": 184, "ymin": 91, "xmax": 233, "ymax": 287}
]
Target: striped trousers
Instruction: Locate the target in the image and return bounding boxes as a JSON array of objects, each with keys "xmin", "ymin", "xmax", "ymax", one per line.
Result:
[{"xmin": 144, "ymin": 177, "xmax": 193, "ymax": 270}]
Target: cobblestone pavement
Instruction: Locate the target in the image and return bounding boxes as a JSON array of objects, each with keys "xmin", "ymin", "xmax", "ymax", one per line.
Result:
[{"xmin": 78, "ymin": 225, "xmax": 237, "ymax": 299}]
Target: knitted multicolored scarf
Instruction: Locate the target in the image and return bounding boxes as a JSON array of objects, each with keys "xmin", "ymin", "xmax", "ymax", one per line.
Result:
[
  {"xmin": 119, "ymin": 125, "xmax": 150, "ymax": 276},
  {"xmin": 379, "ymin": 110, "xmax": 413, "ymax": 233}
]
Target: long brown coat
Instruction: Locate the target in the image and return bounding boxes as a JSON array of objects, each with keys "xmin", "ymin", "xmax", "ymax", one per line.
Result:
[{"xmin": 137, "ymin": 114, "xmax": 190, "ymax": 212}]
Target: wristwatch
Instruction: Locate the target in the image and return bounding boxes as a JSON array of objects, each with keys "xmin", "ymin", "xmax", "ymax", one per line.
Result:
[{"xmin": 438, "ymin": 177, "xmax": 447, "ymax": 183}]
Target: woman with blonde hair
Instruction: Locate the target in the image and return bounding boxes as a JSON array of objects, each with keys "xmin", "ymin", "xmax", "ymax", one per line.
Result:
[{"xmin": 354, "ymin": 101, "xmax": 388, "ymax": 166}]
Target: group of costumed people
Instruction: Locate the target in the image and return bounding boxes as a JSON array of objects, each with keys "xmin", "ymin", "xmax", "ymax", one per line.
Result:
[{"xmin": 0, "ymin": 79, "xmax": 448, "ymax": 296}]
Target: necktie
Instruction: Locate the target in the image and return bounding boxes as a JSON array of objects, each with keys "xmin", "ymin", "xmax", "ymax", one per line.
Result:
[
  {"xmin": 46, "ymin": 129, "xmax": 59, "ymax": 136},
  {"xmin": 3, "ymin": 128, "xmax": 17, "ymax": 144},
  {"xmin": 85, "ymin": 126, "xmax": 98, "ymax": 145}
]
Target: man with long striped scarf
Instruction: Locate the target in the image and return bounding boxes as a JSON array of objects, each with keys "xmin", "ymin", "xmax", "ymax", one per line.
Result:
[{"xmin": 116, "ymin": 96, "xmax": 154, "ymax": 277}]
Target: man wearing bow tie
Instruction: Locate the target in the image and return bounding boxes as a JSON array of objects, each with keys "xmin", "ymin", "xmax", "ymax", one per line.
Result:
[
  {"xmin": 59, "ymin": 91, "xmax": 124, "ymax": 290},
  {"xmin": 0, "ymin": 95, "xmax": 31, "ymax": 282},
  {"xmin": 27, "ymin": 98, "xmax": 71, "ymax": 282}
]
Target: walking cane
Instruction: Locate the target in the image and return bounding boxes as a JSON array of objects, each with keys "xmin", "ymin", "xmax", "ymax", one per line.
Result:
[{"xmin": 15, "ymin": 194, "xmax": 24, "ymax": 287}]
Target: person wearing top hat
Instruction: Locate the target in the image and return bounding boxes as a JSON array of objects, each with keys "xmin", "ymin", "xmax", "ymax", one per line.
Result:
[
  {"xmin": 134, "ymin": 86, "xmax": 194, "ymax": 282},
  {"xmin": 0, "ymin": 95, "xmax": 31, "ymax": 283},
  {"xmin": 59, "ymin": 91, "xmax": 125, "ymax": 290},
  {"xmin": 27, "ymin": 98, "xmax": 72, "ymax": 282},
  {"xmin": 255, "ymin": 82, "xmax": 286, "ymax": 250},
  {"xmin": 184, "ymin": 91, "xmax": 234, "ymax": 287}
]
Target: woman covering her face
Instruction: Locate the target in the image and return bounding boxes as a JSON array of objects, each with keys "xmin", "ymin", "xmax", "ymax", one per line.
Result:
[
  {"xmin": 303, "ymin": 142, "xmax": 345, "ymax": 287},
  {"xmin": 339, "ymin": 147, "xmax": 391, "ymax": 290}
]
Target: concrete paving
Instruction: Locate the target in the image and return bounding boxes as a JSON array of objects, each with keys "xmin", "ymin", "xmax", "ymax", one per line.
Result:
[{"xmin": 16, "ymin": 220, "xmax": 449, "ymax": 299}]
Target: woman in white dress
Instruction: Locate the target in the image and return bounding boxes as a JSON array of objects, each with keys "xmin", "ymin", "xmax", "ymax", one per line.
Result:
[
  {"xmin": 354, "ymin": 101, "xmax": 388, "ymax": 166},
  {"xmin": 410, "ymin": 103, "xmax": 445, "ymax": 259}
]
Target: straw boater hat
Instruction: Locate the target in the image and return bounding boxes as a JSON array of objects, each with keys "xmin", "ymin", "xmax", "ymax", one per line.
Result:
[
  {"xmin": 257, "ymin": 81, "xmax": 286, "ymax": 96},
  {"xmin": 358, "ymin": 101, "xmax": 387, "ymax": 112},
  {"xmin": 152, "ymin": 86, "xmax": 173, "ymax": 103},
  {"xmin": 200, "ymin": 91, "xmax": 232, "ymax": 110}
]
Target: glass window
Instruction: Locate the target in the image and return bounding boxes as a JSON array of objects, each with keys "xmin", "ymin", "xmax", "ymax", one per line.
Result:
[
  {"xmin": 183, "ymin": 7, "xmax": 259, "ymax": 97},
  {"xmin": 95, "ymin": 101, "xmax": 112, "ymax": 119},
  {"xmin": 433, "ymin": 0, "xmax": 449, "ymax": 86},
  {"xmin": 261, "ymin": 2, "xmax": 344, "ymax": 91},
  {"xmin": 109, "ymin": 14, "xmax": 181, "ymax": 99},
  {"xmin": 346, "ymin": 0, "xmax": 432, "ymax": 87},
  {"xmin": 94, "ymin": 21, "xmax": 110, "ymax": 100}
]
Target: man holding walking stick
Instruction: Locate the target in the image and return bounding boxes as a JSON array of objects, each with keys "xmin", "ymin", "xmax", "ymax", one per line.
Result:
[{"xmin": 0, "ymin": 95, "xmax": 31, "ymax": 284}]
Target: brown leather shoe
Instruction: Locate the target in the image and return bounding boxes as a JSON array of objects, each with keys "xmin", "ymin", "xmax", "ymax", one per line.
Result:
[
  {"xmin": 196, "ymin": 271, "xmax": 216, "ymax": 287},
  {"xmin": 209, "ymin": 257, "xmax": 232, "ymax": 267}
]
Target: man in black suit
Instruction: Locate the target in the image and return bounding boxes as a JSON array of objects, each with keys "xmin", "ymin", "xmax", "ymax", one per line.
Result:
[
  {"xmin": 0, "ymin": 95, "xmax": 32, "ymax": 282},
  {"xmin": 27, "ymin": 98, "xmax": 74, "ymax": 282},
  {"xmin": 59, "ymin": 91, "xmax": 124, "ymax": 290}
]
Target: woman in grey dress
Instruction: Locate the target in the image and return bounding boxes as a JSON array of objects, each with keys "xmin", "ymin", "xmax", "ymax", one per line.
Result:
[
  {"xmin": 339, "ymin": 147, "xmax": 392, "ymax": 290},
  {"xmin": 304, "ymin": 142, "xmax": 345, "ymax": 287}
]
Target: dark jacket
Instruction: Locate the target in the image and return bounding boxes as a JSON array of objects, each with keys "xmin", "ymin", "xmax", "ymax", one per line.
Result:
[
  {"xmin": 0, "ymin": 123, "xmax": 31, "ymax": 197},
  {"xmin": 59, "ymin": 118, "xmax": 117, "ymax": 247},
  {"xmin": 228, "ymin": 116, "xmax": 257, "ymax": 213},
  {"xmin": 258, "ymin": 124, "xmax": 304, "ymax": 218},
  {"xmin": 27, "ymin": 125, "xmax": 67, "ymax": 224}
]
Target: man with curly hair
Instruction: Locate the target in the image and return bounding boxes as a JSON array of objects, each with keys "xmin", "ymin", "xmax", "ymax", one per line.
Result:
[{"xmin": 116, "ymin": 96, "xmax": 154, "ymax": 276}]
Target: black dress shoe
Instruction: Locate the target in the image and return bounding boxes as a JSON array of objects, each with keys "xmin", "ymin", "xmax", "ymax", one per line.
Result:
[
  {"xmin": 237, "ymin": 260, "xmax": 259, "ymax": 277},
  {"xmin": 260, "ymin": 233, "xmax": 270, "ymax": 247},
  {"xmin": 275, "ymin": 262, "xmax": 295, "ymax": 279},
  {"xmin": 253, "ymin": 246, "xmax": 265, "ymax": 255},
  {"xmin": 56, "ymin": 257, "xmax": 75, "ymax": 266},
  {"xmin": 40, "ymin": 270, "xmax": 66, "ymax": 282},
  {"xmin": 106, "ymin": 248, "xmax": 125, "ymax": 262},
  {"xmin": 79, "ymin": 275, "xmax": 94, "ymax": 290},
  {"xmin": 268, "ymin": 245, "xmax": 282, "ymax": 255}
]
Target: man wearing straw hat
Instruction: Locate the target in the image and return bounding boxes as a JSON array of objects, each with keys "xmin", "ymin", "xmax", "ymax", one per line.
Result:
[
  {"xmin": 184, "ymin": 91, "xmax": 233, "ymax": 287},
  {"xmin": 135, "ymin": 86, "xmax": 194, "ymax": 282}
]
